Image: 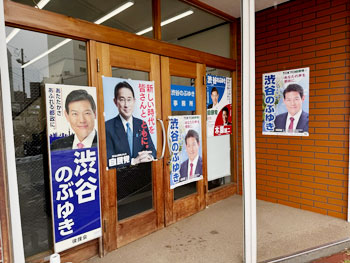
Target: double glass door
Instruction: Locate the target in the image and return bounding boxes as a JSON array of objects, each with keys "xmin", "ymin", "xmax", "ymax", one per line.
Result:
[{"xmin": 92, "ymin": 42, "xmax": 206, "ymax": 253}]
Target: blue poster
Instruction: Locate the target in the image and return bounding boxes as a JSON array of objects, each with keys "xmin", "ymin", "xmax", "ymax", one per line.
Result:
[
  {"xmin": 171, "ymin": 85, "xmax": 196, "ymax": 111},
  {"xmin": 46, "ymin": 84, "xmax": 101, "ymax": 253}
]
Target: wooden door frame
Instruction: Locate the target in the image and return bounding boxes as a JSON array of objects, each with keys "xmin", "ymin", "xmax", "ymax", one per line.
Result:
[
  {"xmin": 2, "ymin": 0, "xmax": 239, "ymax": 260},
  {"xmin": 0, "ymin": 88, "xmax": 12, "ymax": 263},
  {"xmin": 161, "ymin": 57, "xmax": 206, "ymax": 225},
  {"xmin": 91, "ymin": 42, "xmax": 164, "ymax": 253}
]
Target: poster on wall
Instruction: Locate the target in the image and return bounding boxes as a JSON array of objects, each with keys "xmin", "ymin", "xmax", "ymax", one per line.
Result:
[
  {"xmin": 45, "ymin": 84, "xmax": 101, "ymax": 253},
  {"xmin": 262, "ymin": 67, "xmax": 309, "ymax": 136},
  {"xmin": 168, "ymin": 115, "xmax": 203, "ymax": 189},
  {"xmin": 103, "ymin": 77, "xmax": 157, "ymax": 169},
  {"xmin": 206, "ymin": 74, "xmax": 232, "ymax": 137}
]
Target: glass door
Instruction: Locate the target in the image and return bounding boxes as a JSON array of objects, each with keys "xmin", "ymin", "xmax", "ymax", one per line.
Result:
[
  {"xmin": 92, "ymin": 42, "xmax": 164, "ymax": 252},
  {"xmin": 161, "ymin": 57, "xmax": 206, "ymax": 225}
]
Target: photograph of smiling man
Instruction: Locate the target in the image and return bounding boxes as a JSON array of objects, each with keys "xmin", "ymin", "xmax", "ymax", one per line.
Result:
[
  {"xmin": 50, "ymin": 89, "xmax": 97, "ymax": 151},
  {"xmin": 103, "ymin": 77, "xmax": 157, "ymax": 169}
]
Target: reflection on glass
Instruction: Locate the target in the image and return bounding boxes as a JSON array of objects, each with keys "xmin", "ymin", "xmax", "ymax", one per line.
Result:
[
  {"xmin": 111, "ymin": 67, "xmax": 153, "ymax": 220},
  {"xmin": 10, "ymin": 0, "xmax": 153, "ymax": 38},
  {"xmin": 206, "ymin": 67, "xmax": 232, "ymax": 191},
  {"xmin": 6, "ymin": 26, "xmax": 88, "ymax": 257},
  {"xmin": 161, "ymin": 0, "xmax": 230, "ymax": 58}
]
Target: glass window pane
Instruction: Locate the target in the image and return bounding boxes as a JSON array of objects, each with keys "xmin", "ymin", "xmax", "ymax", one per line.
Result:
[
  {"xmin": 111, "ymin": 67, "xmax": 153, "ymax": 220},
  {"xmin": 206, "ymin": 67, "xmax": 232, "ymax": 191},
  {"xmin": 6, "ymin": 26, "xmax": 88, "ymax": 257},
  {"xmin": 11, "ymin": 0, "xmax": 153, "ymax": 38},
  {"xmin": 161, "ymin": 0, "xmax": 231, "ymax": 58}
]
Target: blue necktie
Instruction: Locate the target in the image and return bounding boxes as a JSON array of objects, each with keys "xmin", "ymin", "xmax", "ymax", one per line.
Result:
[{"xmin": 126, "ymin": 122, "xmax": 133, "ymax": 156}]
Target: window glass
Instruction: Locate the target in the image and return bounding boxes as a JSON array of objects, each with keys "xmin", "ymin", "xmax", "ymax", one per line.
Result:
[
  {"xmin": 6, "ymin": 26, "xmax": 88, "ymax": 257},
  {"xmin": 111, "ymin": 68, "xmax": 153, "ymax": 221},
  {"xmin": 161, "ymin": 0, "xmax": 231, "ymax": 58},
  {"xmin": 206, "ymin": 67, "xmax": 233, "ymax": 191},
  {"xmin": 11, "ymin": 0, "xmax": 153, "ymax": 38}
]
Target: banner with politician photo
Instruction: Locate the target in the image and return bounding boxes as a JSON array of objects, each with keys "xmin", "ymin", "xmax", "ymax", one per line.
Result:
[
  {"xmin": 103, "ymin": 77, "xmax": 157, "ymax": 169},
  {"xmin": 262, "ymin": 67, "xmax": 309, "ymax": 136},
  {"xmin": 206, "ymin": 74, "xmax": 232, "ymax": 137},
  {"xmin": 45, "ymin": 84, "xmax": 101, "ymax": 253},
  {"xmin": 168, "ymin": 115, "xmax": 203, "ymax": 189}
]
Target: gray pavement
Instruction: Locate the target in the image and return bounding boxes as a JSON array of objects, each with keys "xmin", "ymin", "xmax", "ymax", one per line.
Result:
[{"xmin": 85, "ymin": 195, "xmax": 350, "ymax": 263}]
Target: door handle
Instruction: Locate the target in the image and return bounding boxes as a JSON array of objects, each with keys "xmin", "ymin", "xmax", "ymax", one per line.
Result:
[{"xmin": 156, "ymin": 118, "xmax": 166, "ymax": 161}]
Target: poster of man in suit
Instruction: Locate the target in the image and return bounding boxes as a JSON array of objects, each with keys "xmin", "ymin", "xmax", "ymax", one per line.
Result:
[
  {"xmin": 206, "ymin": 74, "xmax": 232, "ymax": 137},
  {"xmin": 262, "ymin": 67, "xmax": 309, "ymax": 136},
  {"xmin": 168, "ymin": 115, "xmax": 203, "ymax": 189},
  {"xmin": 102, "ymin": 77, "xmax": 157, "ymax": 169},
  {"xmin": 45, "ymin": 84, "xmax": 101, "ymax": 253}
]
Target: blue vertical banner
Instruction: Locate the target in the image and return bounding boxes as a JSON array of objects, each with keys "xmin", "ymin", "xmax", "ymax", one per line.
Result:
[
  {"xmin": 170, "ymin": 85, "xmax": 196, "ymax": 111},
  {"xmin": 46, "ymin": 84, "xmax": 101, "ymax": 253},
  {"xmin": 168, "ymin": 115, "xmax": 203, "ymax": 189}
]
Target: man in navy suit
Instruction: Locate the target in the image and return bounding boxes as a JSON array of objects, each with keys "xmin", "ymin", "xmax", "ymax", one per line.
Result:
[
  {"xmin": 274, "ymin": 83, "xmax": 309, "ymax": 133},
  {"xmin": 105, "ymin": 81, "xmax": 156, "ymax": 168},
  {"xmin": 207, "ymin": 87, "xmax": 219, "ymax": 109},
  {"xmin": 179, "ymin": 129, "xmax": 202, "ymax": 182},
  {"xmin": 51, "ymin": 89, "xmax": 97, "ymax": 151}
]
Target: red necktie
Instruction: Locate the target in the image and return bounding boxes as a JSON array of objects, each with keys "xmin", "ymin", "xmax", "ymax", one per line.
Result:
[
  {"xmin": 77, "ymin": 143, "xmax": 84, "ymax": 149},
  {"xmin": 189, "ymin": 163, "xmax": 193, "ymax": 179},
  {"xmin": 288, "ymin": 117, "xmax": 294, "ymax": 131}
]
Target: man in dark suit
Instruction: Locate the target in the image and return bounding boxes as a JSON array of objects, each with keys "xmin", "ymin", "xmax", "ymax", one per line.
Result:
[
  {"xmin": 207, "ymin": 87, "xmax": 219, "ymax": 109},
  {"xmin": 51, "ymin": 89, "xmax": 97, "ymax": 151},
  {"xmin": 222, "ymin": 106, "xmax": 232, "ymax": 125},
  {"xmin": 274, "ymin": 83, "xmax": 309, "ymax": 133},
  {"xmin": 105, "ymin": 81, "xmax": 156, "ymax": 168},
  {"xmin": 179, "ymin": 129, "xmax": 202, "ymax": 182}
]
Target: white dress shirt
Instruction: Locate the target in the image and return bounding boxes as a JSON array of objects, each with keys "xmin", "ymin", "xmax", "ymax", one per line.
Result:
[
  {"xmin": 285, "ymin": 109, "xmax": 302, "ymax": 131},
  {"xmin": 187, "ymin": 155, "xmax": 199, "ymax": 179},
  {"xmin": 72, "ymin": 129, "xmax": 96, "ymax": 149}
]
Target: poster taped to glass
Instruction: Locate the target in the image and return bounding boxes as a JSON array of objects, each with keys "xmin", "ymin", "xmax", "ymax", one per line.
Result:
[
  {"xmin": 206, "ymin": 74, "xmax": 232, "ymax": 137},
  {"xmin": 45, "ymin": 84, "xmax": 101, "ymax": 253},
  {"xmin": 168, "ymin": 115, "xmax": 203, "ymax": 189},
  {"xmin": 103, "ymin": 77, "xmax": 157, "ymax": 169},
  {"xmin": 262, "ymin": 67, "xmax": 309, "ymax": 136}
]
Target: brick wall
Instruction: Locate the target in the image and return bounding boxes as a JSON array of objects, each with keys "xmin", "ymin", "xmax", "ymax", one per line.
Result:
[{"xmin": 239, "ymin": 0, "xmax": 350, "ymax": 219}]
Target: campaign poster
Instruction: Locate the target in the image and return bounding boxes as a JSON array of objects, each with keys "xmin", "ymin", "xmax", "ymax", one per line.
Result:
[
  {"xmin": 45, "ymin": 84, "xmax": 101, "ymax": 253},
  {"xmin": 206, "ymin": 74, "xmax": 232, "ymax": 137},
  {"xmin": 103, "ymin": 77, "xmax": 157, "ymax": 169},
  {"xmin": 168, "ymin": 115, "xmax": 203, "ymax": 189},
  {"xmin": 170, "ymin": 84, "xmax": 196, "ymax": 111},
  {"xmin": 262, "ymin": 67, "xmax": 309, "ymax": 136}
]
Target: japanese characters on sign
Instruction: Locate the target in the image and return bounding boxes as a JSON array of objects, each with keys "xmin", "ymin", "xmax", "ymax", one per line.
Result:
[
  {"xmin": 45, "ymin": 84, "xmax": 101, "ymax": 253},
  {"xmin": 168, "ymin": 115, "xmax": 203, "ymax": 189},
  {"xmin": 170, "ymin": 84, "xmax": 196, "ymax": 111},
  {"xmin": 262, "ymin": 67, "xmax": 309, "ymax": 136},
  {"xmin": 206, "ymin": 74, "xmax": 232, "ymax": 137},
  {"xmin": 103, "ymin": 77, "xmax": 157, "ymax": 169}
]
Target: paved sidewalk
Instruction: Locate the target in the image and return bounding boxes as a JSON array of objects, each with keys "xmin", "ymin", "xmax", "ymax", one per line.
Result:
[{"xmin": 85, "ymin": 195, "xmax": 350, "ymax": 263}]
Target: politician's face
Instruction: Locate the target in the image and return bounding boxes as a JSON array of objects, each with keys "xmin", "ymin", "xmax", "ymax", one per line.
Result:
[
  {"xmin": 114, "ymin": 87, "xmax": 135, "ymax": 121},
  {"xmin": 211, "ymin": 91, "xmax": 218, "ymax": 106},
  {"xmin": 222, "ymin": 110, "xmax": 228, "ymax": 124},
  {"xmin": 65, "ymin": 100, "xmax": 96, "ymax": 142},
  {"xmin": 283, "ymin": 91, "xmax": 304, "ymax": 116},
  {"xmin": 185, "ymin": 137, "xmax": 199, "ymax": 162}
]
